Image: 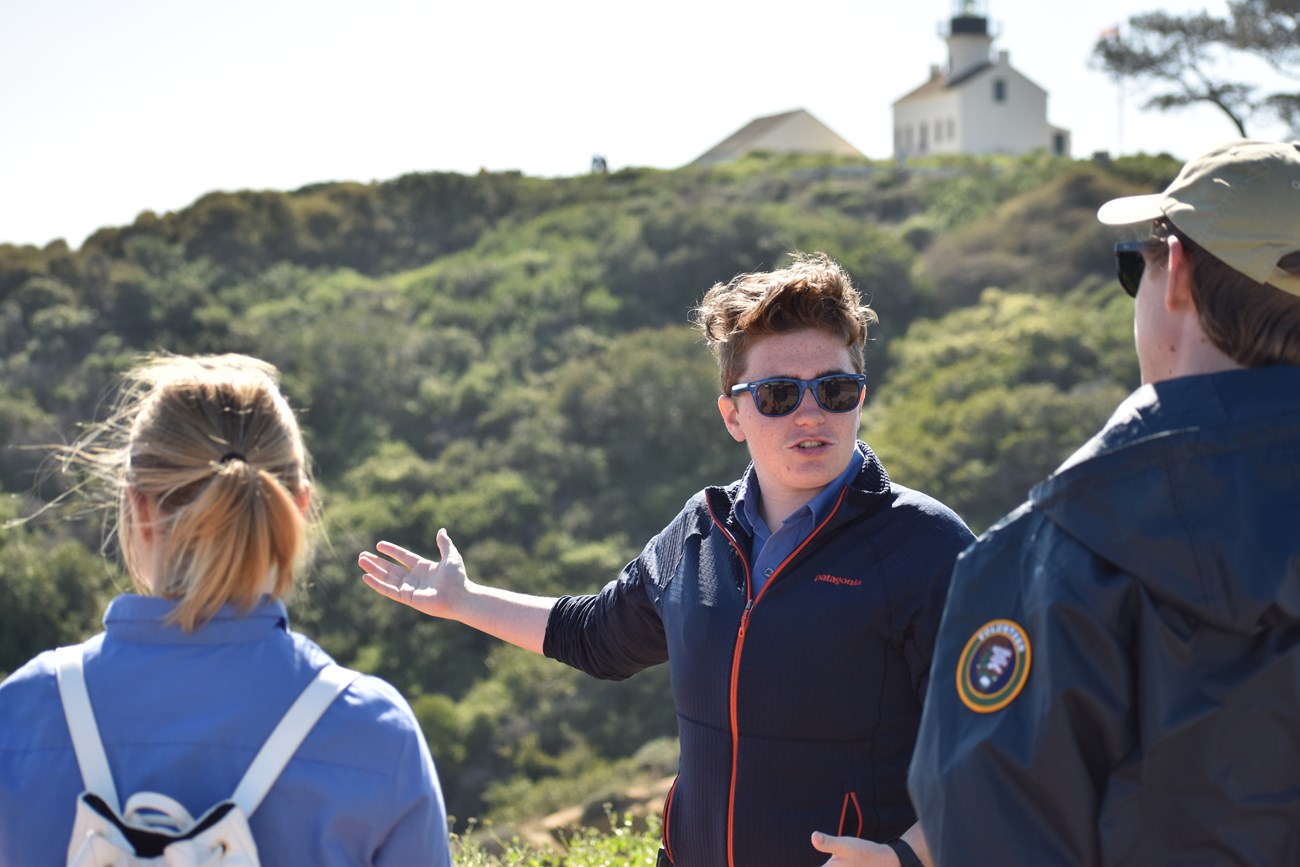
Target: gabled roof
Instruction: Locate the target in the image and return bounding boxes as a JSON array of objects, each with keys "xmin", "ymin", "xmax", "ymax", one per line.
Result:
[
  {"xmin": 892, "ymin": 62, "xmax": 993, "ymax": 106},
  {"xmin": 691, "ymin": 108, "xmax": 864, "ymax": 165},
  {"xmin": 947, "ymin": 62, "xmax": 993, "ymax": 89}
]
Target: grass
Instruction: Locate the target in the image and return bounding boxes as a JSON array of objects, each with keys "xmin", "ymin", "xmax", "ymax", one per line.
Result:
[{"xmin": 451, "ymin": 810, "xmax": 662, "ymax": 866}]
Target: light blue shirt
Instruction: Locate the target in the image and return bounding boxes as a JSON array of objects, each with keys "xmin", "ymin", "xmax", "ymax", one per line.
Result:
[
  {"xmin": 0, "ymin": 595, "xmax": 450, "ymax": 867},
  {"xmin": 735, "ymin": 448, "xmax": 865, "ymax": 594}
]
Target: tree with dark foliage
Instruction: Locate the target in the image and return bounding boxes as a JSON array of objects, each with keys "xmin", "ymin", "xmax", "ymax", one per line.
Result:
[{"xmin": 1093, "ymin": 0, "xmax": 1299, "ymax": 137}]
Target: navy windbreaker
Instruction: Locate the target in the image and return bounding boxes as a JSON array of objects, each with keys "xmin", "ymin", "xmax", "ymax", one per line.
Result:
[
  {"xmin": 911, "ymin": 367, "xmax": 1300, "ymax": 865},
  {"xmin": 544, "ymin": 442, "xmax": 974, "ymax": 867}
]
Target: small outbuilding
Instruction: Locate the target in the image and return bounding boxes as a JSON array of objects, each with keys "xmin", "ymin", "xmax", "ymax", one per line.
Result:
[{"xmin": 691, "ymin": 108, "xmax": 865, "ymax": 166}]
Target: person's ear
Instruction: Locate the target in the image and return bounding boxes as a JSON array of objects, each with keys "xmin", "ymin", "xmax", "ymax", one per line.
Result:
[
  {"xmin": 1164, "ymin": 235, "xmax": 1197, "ymax": 314},
  {"xmin": 717, "ymin": 393, "xmax": 746, "ymax": 443},
  {"xmin": 294, "ymin": 481, "xmax": 312, "ymax": 518},
  {"xmin": 128, "ymin": 486, "xmax": 154, "ymax": 543}
]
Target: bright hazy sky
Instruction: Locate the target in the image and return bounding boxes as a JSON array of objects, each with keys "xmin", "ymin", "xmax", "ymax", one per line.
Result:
[{"xmin": 2, "ymin": 0, "xmax": 1292, "ymax": 249}]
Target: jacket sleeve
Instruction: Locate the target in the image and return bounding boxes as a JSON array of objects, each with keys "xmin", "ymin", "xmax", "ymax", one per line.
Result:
[
  {"xmin": 542, "ymin": 543, "xmax": 670, "ymax": 681},
  {"xmin": 908, "ymin": 511, "xmax": 1138, "ymax": 867},
  {"xmin": 543, "ymin": 496, "xmax": 705, "ymax": 679}
]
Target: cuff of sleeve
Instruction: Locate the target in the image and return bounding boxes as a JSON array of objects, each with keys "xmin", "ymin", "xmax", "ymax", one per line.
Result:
[
  {"xmin": 540, "ymin": 594, "xmax": 574, "ymax": 660},
  {"xmin": 885, "ymin": 837, "xmax": 922, "ymax": 867}
]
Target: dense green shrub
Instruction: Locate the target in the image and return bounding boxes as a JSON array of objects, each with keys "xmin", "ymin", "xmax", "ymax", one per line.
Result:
[{"xmin": 0, "ymin": 149, "xmax": 1142, "ymax": 827}]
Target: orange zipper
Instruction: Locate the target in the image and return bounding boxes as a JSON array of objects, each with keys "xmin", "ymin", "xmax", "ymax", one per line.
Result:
[
  {"xmin": 709, "ymin": 485, "xmax": 849, "ymax": 867},
  {"xmin": 661, "ymin": 775, "xmax": 679, "ymax": 862},
  {"xmin": 839, "ymin": 791, "xmax": 863, "ymax": 836}
]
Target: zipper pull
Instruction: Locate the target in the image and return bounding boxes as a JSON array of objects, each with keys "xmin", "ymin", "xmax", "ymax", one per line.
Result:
[{"xmin": 739, "ymin": 598, "xmax": 754, "ymax": 637}]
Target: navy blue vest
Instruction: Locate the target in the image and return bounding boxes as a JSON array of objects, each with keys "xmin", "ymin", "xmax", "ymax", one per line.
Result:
[{"xmin": 546, "ymin": 445, "xmax": 973, "ymax": 866}]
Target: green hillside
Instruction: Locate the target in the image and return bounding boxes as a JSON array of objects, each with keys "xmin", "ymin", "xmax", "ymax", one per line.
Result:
[{"xmin": 0, "ymin": 148, "xmax": 1178, "ymax": 833}]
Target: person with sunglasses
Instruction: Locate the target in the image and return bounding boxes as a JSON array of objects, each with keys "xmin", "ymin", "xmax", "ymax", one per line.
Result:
[
  {"xmin": 908, "ymin": 140, "xmax": 1300, "ymax": 866},
  {"xmin": 359, "ymin": 251, "xmax": 974, "ymax": 867}
]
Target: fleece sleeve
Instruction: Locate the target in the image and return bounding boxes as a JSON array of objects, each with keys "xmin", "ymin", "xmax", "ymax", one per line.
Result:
[{"xmin": 543, "ymin": 552, "xmax": 669, "ymax": 681}]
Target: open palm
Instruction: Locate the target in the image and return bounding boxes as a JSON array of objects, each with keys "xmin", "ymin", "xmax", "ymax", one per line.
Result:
[{"xmin": 358, "ymin": 528, "xmax": 466, "ymax": 619}]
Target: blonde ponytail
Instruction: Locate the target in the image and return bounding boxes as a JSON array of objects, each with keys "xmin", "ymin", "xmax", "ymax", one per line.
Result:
[
  {"xmin": 73, "ymin": 353, "xmax": 315, "ymax": 632},
  {"xmin": 155, "ymin": 457, "xmax": 307, "ymax": 631}
]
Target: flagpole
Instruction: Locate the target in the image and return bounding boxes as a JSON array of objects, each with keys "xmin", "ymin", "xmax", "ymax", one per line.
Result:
[
  {"xmin": 1116, "ymin": 74, "xmax": 1124, "ymax": 155},
  {"xmin": 1101, "ymin": 24, "xmax": 1124, "ymax": 156}
]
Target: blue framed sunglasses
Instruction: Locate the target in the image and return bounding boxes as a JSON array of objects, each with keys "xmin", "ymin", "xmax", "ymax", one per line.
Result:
[{"xmin": 729, "ymin": 373, "xmax": 867, "ymax": 417}]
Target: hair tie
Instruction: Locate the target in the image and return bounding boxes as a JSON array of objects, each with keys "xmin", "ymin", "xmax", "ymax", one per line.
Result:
[{"xmin": 219, "ymin": 451, "xmax": 247, "ymax": 464}]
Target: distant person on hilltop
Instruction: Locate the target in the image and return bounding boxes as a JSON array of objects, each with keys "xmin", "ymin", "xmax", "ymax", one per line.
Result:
[
  {"xmin": 910, "ymin": 140, "xmax": 1300, "ymax": 865},
  {"xmin": 359, "ymin": 251, "xmax": 974, "ymax": 867},
  {"xmin": 0, "ymin": 353, "xmax": 450, "ymax": 866}
]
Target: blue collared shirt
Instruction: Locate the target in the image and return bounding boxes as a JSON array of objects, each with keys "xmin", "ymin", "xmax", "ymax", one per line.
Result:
[
  {"xmin": 735, "ymin": 448, "xmax": 864, "ymax": 594},
  {"xmin": 0, "ymin": 595, "xmax": 450, "ymax": 867}
]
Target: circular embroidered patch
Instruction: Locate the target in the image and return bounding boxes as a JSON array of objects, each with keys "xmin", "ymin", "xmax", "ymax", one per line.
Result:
[{"xmin": 956, "ymin": 619, "xmax": 1032, "ymax": 713}]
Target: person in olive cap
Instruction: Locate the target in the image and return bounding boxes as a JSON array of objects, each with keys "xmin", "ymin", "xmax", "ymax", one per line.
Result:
[{"xmin": 906, "ymin": 140, "xmax": 1300, "ymax": 866}]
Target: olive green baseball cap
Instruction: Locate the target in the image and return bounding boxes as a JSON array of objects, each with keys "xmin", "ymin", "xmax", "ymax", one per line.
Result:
[{"xmin": 1097, "ymin": 139, "xmax": 1300, "ymax": 296}]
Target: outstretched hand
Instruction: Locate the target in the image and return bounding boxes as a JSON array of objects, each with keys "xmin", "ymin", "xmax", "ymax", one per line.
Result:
[
  {"xmin": 358, "ymin": 528, "xmax": 467, "ymax": 620},
  {"xmin": 811, "ymin": 831, "xmax": 903, "ymax": 867}
]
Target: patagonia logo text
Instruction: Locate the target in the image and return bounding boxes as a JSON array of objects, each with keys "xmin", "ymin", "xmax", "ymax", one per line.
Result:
[{"xmin": 814, "ymin": 574, "xmax": 862, "ymax": 587}]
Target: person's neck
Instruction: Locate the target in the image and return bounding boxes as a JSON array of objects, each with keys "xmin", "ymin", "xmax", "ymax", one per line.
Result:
[
  {"xmin": 1176, "ymin": 337, "xmax": 1244, "ymax": 379},
  {"xmin": 1147, "ymin": 321, "xmax": 1244, "ymax": 384},
  {"xmin": 758, "ymin": 484, "xmax": 822, "ymax": 530}
]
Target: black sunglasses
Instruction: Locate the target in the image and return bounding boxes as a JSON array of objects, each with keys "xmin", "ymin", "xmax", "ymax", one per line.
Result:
[
  {"xmin": 729, "ymin": 374, "xmax": 867, "ymax": 417},
  {"xmin": 1114, "ymin": 239, "xmax": 1163, "ymax": 298}
]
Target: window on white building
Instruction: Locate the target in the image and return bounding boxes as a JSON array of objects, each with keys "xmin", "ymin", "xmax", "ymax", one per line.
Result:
[{"xmin": 993, "ymin": 79, "xmax": 1006, "ymax": 102}]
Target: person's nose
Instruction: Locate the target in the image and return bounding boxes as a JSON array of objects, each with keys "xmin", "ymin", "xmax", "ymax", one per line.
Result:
[{"xmin": 790, "ymin": 386, "xmax": 826, "ymax": 422}]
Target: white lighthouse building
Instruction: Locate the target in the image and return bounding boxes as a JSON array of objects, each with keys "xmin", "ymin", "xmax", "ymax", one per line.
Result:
[{"xmin": 892, "ymin": 0, "xmax": 1070, "ymax": 159}]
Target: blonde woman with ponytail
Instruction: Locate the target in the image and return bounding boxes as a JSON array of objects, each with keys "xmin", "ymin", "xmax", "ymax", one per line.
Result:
[{"xmin": 0, "ymin": 353, "xmax": 451, "ymax": 866}]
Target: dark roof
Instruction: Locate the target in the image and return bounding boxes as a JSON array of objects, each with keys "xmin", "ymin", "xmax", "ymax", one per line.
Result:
[
  {"xmin": 947, "ymin": 61, "xmax": 992, "ymax": 88},
  {"xmin": 892, "ymin": 61, "xmax": 992, "ymax": 105}
]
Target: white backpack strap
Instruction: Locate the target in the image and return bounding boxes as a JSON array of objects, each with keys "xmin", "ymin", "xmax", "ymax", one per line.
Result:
[
  {"xmin": 53, "ymin": 644, "xmax": 121, "ymax": 813},
  {"xmin": 231, "ymin": 663, "xmax": 360, "ymax": 817}
]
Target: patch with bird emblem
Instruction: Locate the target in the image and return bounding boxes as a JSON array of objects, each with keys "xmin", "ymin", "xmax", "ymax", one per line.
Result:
[{"xmin": 956, "ymin": 619, "xmax": 1031, "ymax": 713}]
